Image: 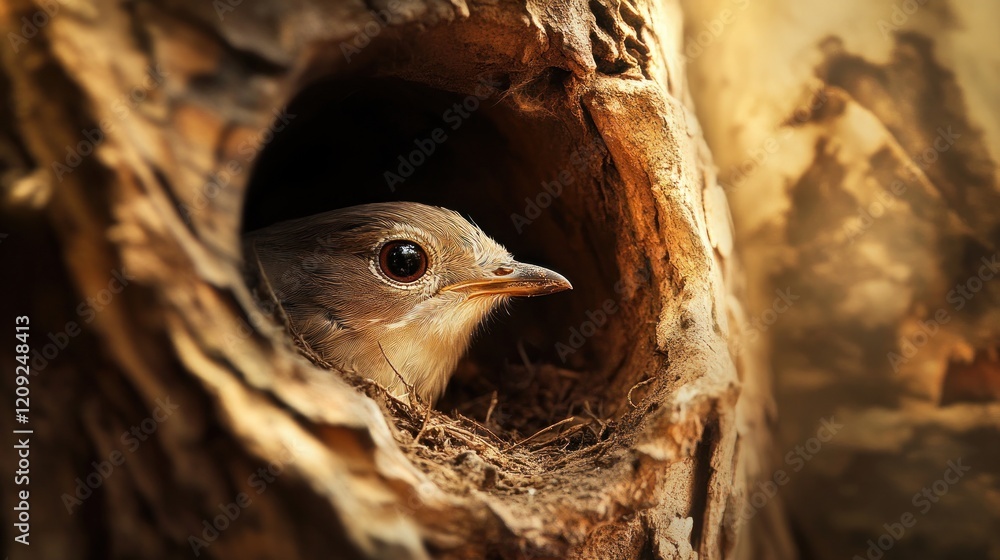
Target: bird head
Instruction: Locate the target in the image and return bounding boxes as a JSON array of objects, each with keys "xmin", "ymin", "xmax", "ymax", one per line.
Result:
[{"xmin": 245, "ymin": 202, "xmax": 571, "ymax": 401}]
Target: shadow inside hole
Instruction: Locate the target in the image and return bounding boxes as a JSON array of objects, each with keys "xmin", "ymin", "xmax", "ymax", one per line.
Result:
[{"xmin": 242, "ymin": 76, "xmax": 635, "ymax": 438}]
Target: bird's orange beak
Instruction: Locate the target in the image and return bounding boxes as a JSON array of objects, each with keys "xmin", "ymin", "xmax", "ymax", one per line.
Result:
[{"xmin": 441, "ymin": 262, "xmax": 573, "ymax": 298}]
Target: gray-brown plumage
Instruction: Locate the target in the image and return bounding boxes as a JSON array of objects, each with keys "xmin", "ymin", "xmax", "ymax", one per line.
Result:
[{"xmin": 244, "ymin": 202, "xmax": 571, "ymax": 403}]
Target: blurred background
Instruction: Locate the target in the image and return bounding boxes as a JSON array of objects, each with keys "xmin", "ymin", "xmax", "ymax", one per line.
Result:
[{"xmin": 681, "ymin": 0, "xmax": 1000, "ymax": 558}]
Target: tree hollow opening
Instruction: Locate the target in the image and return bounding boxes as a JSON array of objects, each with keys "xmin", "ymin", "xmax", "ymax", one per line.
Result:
[{"xmin": 242, "ymin": 73, "xmax": 658, "ymax": 443}]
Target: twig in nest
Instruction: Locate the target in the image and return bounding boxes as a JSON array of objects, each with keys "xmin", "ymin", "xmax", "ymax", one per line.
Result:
[
  {"xmin": 547, "ymin": 438, "xmax": 614, "ymax": 470},
  {"xmin": 627, "ymin": 377, "xmax": 655, "ymax": 408},
  {"xmin": 377, "ymin": 341, "xmax": 423, "ymax": 409},
  {"xmin": 454, "ymin": 412, "xmax": 506, "ymax": 448},
  {"xmin": 410, "ymin": 406, "xmax": 433, "ymax": 447},
  {"xmin": 506, "ymin": 417, "xmax": 577, "ymax": 452},
  {"xmin": 251, "ymin": 243, "xmax": 334, "ymax": 369},
  {"xmin": 362, "ymin": 381, "xmax": 415, "ymax": 419},
  {"xmin": 581, "ymin": 401, "xmax": 607, "ymax": 439},
  {"xmin": 253, "ymin": 247, "xmax": 449, "ymax": 452},
  {"xmin": 250, "ymin": 244, "xmax": 290, "ymax": 326},
  {"xmin": 516, "ymin": 339, "xmax": 536, "ymax": 378},
  {"xmin": 484, "ymin": 391, "xmax": 499, "ymax": 425},
  {"xmin": 438, "ymin": 422, "xmax": 493, "ymax": 453}
]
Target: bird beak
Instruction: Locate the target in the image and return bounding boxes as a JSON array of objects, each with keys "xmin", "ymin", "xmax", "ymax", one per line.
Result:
[{"xmin": 441, "ymin": 262, "xmax": 573, "ymax": 298}]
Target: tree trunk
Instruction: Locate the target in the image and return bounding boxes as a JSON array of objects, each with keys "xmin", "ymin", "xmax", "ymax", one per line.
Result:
[{"xmin": 0, "ymin": 1, "xmax": 786, "ymax": 559}]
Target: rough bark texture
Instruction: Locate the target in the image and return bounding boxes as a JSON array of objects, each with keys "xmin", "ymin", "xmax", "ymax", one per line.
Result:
[
  {"xmin": 682, "ymin": 1, "xmax": 1000, "ymax": 558},
  {"xmin": 0, "ymin": 1, "xmax": 784, "ymax": 559}
]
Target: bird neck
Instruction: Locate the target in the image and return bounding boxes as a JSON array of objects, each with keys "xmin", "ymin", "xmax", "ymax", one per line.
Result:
[{"xmin": 372, "ymin": 294, "xmax": 503, "ymax": 402}]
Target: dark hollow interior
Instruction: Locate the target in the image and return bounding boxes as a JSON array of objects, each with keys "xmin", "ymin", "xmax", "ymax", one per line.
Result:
[{"xmin": 242, "ymin": 76, "xmax": 646, "ymax": 438}]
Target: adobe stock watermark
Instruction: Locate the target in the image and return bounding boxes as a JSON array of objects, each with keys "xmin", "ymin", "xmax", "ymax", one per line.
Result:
[
  {"xmin": 842, "ymin": 177, "xmax": 909, "ymax": 244},
  {"xmin": 877, "ymin": 0, "xmax": 929, "ymax": 39},
  {"xmin": 234, "ymin": 231, "xmax": 342, "ymax": 347},
  {"xmin": 841, "ymin": 125, "xmax": 959, "ymax": 244},
  {"xmin": 887, "ymin": 252, "xmax": 999, "ymax": 372},
  {"xmin": 682, "ymin": 0, "xmax": 751, "ymax": 62},
  {"xmin": 212, "ymin": 0, "xmax": 246, "ymax": 20},
  {"xmin": 509, "ymin": 137, "xmax": 606, "ymax": 233},
  {"xmin": 737, "ymin": 416, "xmax": 843, "ymax": 525},
  {"xmin": 726, "ymin": 85, "xmax": 829, "ymax": 191},
  {"xmin": 29, "ymin": 268, "xmax": 136, "ymax": 373},
  {"xmin": 339, "ymin": 1, "xmax": 404, "ymax": 63},
  {"xmin": 52, "ymin": 64, "xmax": 170, "ymax": 182},
  {"xmin": 384, "ymin": 76, "xmax": 502, "ymax": 192},
  {"xmin": 554, "ymin": 267, "xmax": 652, "ymax": 362},
  {"xmin": 223, "ymin": 283, "xmax": 292, "ymax": 348},
  {"xmin": 60, "ymin": 396, "xmax": 180, "ymax": 514},
  {"xmin": 6, "ymin": 0, "xmax": 69, "ymax": 54},
  {"xmin": 906, "ymin": 126, "xmax": 961, "ymax": 171},
  {"xmin": 212, "ymin": 0, "xmax": 301, "ymax": 22},
  {"xmin": 853, "ymin": 459, "xmax": 971, "ymax": 560},
  {"xmin": 732, "ymin": 287, "xmax": 799, "ymax": 357},
  {"xmin": 395, "ymin": 480, "xmax": 440, "ymax": 517},
  {"xmin": 188, "ymin": 443, "xmax": 301, "ymax": 556},
  {"xmin": 179, "ymin": 106, "xmax": 296, "ymax": 224}
]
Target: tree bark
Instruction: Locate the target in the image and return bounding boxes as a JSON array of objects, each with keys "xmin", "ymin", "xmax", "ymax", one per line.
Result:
[{"xmin": 0, "ymin": 1, "xmax": 786, "ymax": 559}]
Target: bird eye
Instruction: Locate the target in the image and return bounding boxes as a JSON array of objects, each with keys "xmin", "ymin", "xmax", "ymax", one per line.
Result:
[{"xmin": 379, "ymin": 240, "xmax": 428, "ymax": 283}]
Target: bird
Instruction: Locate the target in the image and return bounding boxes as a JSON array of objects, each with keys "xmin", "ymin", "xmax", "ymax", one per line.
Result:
[{"xmin": 244, "ymin": 202, "xmax": 572, "ymax": 403}]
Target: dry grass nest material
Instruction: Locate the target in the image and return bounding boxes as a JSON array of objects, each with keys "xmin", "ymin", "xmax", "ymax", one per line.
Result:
[{"xmin": 249, "ymin": 252, "xmax": 648, "ymax": 483}]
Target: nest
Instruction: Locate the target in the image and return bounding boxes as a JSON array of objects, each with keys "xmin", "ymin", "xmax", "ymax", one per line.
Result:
[{"xmin": 249, "ymin": 245, "xmax": 636, "ymax": 483}]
